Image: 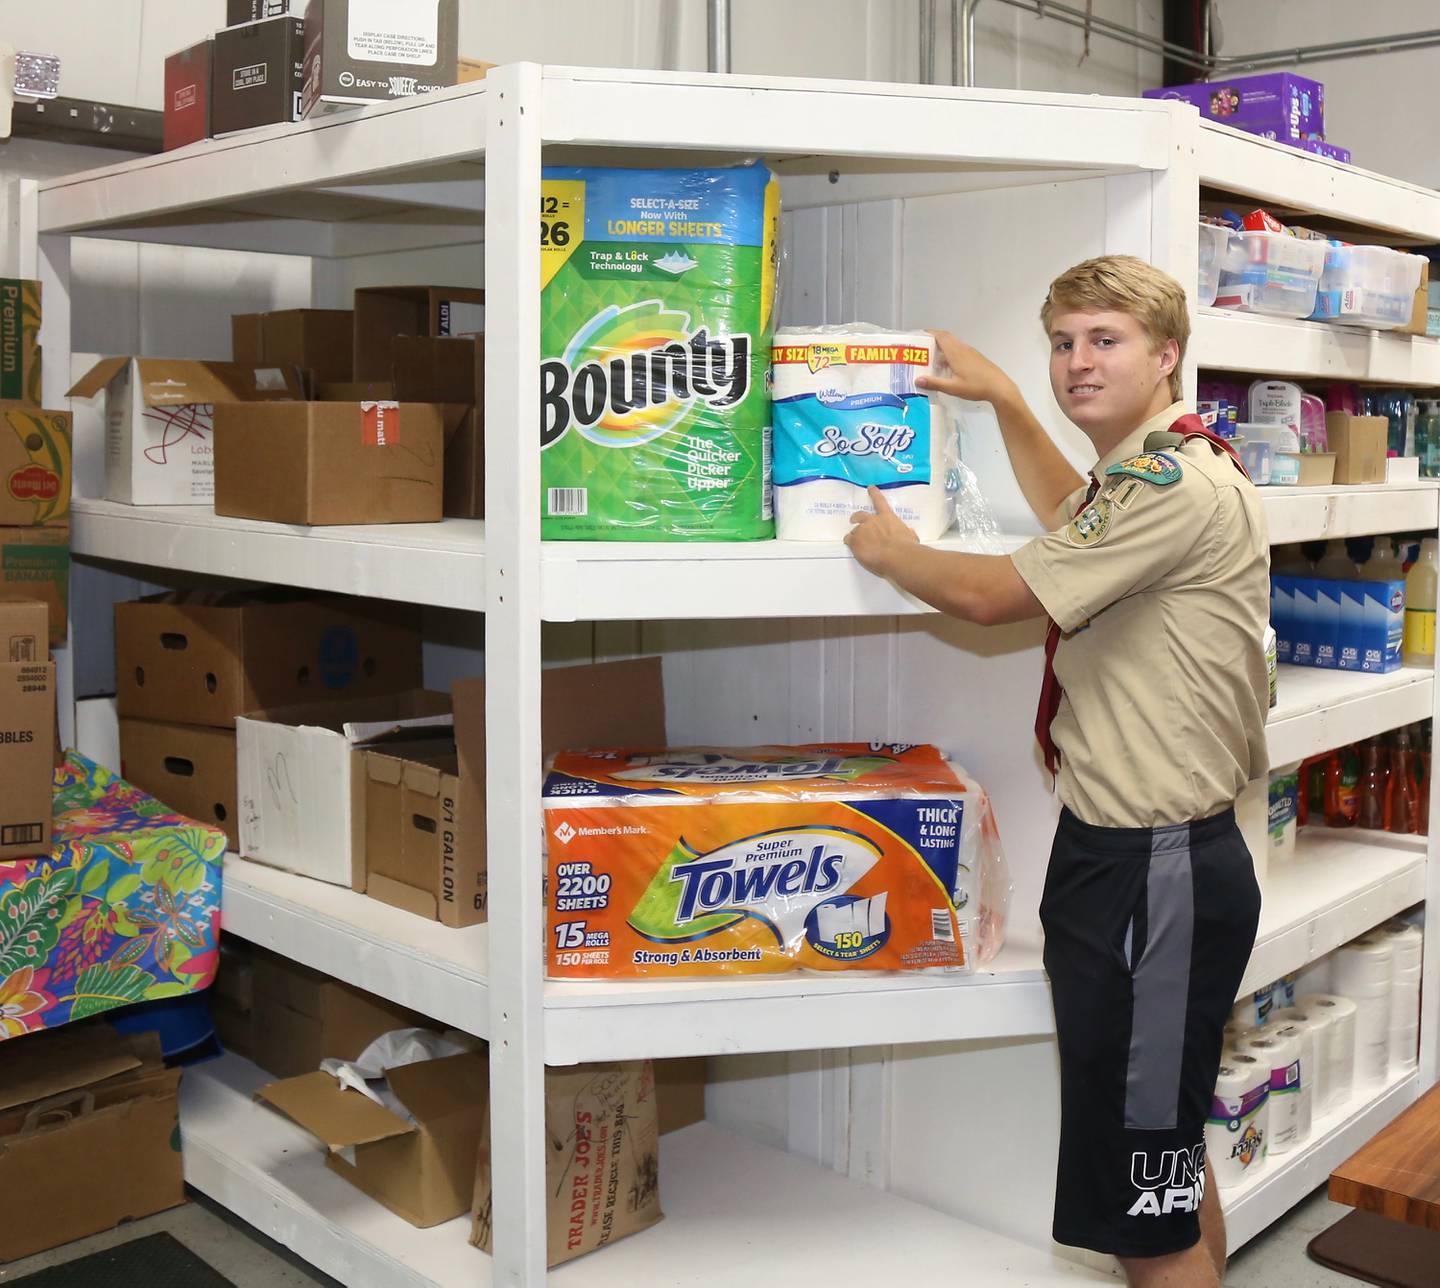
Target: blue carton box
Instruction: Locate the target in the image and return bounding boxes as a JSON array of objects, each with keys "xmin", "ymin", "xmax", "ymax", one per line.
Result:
[
  {"xmin": 1290, "ymin": 578, "xmax": 1317, "ymax": 667},
  {"xmin": 1313, "ymin": 579, "xmax": 1343, "ymax": 669},
  {"xmin": 1338, "ymin": 580, "xmax": 1367, "ymax": 670},
  {"xmin": 1270, "ymin": 574, "xmax": 1295, "ymax": 664},
  {"xmin": 1361, "ymin": 578, "xmax": 1405, "ymax": 673}
]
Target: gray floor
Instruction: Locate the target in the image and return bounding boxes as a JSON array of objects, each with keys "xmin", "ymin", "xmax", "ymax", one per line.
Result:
[{"xmin": 0, "ymin": 1182, "xmax": 1370, "ymax": 1286}]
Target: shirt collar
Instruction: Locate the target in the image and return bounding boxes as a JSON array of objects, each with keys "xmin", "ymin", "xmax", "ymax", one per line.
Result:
[{"xmin": 1094, "ymin": 401, "xmax": 1191, "ymax": 479}]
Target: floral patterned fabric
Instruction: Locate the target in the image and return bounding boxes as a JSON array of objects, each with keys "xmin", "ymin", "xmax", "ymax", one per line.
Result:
[{"xmin": 0, "ymin": 752, "xmax": 224, "ymax": 1040}]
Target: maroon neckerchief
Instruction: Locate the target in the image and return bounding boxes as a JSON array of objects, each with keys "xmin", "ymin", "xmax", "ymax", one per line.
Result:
[{"xmin": 1034, "ymin": 413, "xmax": 1250, "ymax": 778}]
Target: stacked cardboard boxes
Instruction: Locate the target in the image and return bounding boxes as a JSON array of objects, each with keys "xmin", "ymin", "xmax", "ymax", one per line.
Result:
[
  {"xmin": 0, "ymin": 600, "xmax": 55, "ymax": 861},
  {"xmin": 116, "ymin": 591, "xmax": 423, "ymax": 848},
  {"xmin": 1, "ymin": 280, "xmax": 72, "ymax": 649}
]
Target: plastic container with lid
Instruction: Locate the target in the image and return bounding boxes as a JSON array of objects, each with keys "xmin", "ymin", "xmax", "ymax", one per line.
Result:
[
  {"xmin": 1309, "ymin": 244, "xmax": 1426, "ymax": 330},
  {"xmin": 1197, "ymin": 222, "xmax": 1233, "ymax": 308},
  {"xmin": 1215, "ymin": 231, "xmax": 1327, "ymax": 318}
]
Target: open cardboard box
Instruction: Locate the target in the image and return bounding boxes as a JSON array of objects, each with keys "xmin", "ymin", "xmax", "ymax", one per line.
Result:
[
  {"xmin": 232, "ymin": 308, "xmax": 354, "ymax": 386},
  {"xmin": 0, "ymin": 1025, "xmax": 184, "ymax": 1261},
  {"xmin": 119, "ymin": 717, "xmax": 239, "ymax": 847},
  {"xmin": 353, "ymin": 286, "xmax": 485, "ymax": 381}
]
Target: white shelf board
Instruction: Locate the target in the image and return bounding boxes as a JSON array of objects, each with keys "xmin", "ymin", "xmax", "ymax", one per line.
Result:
[
  {"xmin": 1198, "ymin": 122, "xmax": 1440, "ymax": 242},
  {"xmin": 1224, "ymin": 1067, "xmax": 1420, "ymax": 1251},
  {"xmin": 182, "ymin": 1053, "xmax": 1112, "ymax": 1288},
  {"xmin": 70, "ymin": 500, "xmax": 486, "ymax": 611},
  {"xmin": 1266, "ymin": 665, "xmax": 1434, "ymax": 767},
  {"xmin": 221, "ymin": 857, "xmax": 490, "ymax": 1037},
  {"xmin": 1238, "ymin": 828, "xmax": 1426, "ymax": 998},
  {"xmin": 1261, "ymin": 482, "xmax": 1440, "ymax": 546},
  {"xmin": 1194, "ymin": 309, "xmax": 1440, "ymax": 386}
]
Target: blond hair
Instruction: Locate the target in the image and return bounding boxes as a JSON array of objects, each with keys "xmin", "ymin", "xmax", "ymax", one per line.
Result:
[{"xmin": 1040, "ymin": 255, "xmax": 1189, "ymax": 401}]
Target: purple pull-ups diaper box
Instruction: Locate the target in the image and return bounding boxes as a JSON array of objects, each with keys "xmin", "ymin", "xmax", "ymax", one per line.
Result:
[{"xmin": 1144, "ymin": 74, "xmax": 1324, "ymax": 144}]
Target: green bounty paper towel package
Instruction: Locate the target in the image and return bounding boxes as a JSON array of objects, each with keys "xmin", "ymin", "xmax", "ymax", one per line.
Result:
[{"xmin": 539, "ymin": 162, "xmax": 779, "ymax": 540}]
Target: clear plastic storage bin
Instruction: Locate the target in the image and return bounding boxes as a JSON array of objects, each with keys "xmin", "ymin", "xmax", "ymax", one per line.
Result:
[
  {"xmin": 1309, "ymin": 244, "xmax": 1426, "ymax": 330},
  {"xmin": 1197, "ymin": 222, "xmax": 1231, "ymax": 308},
  {"xmin": 1214, "ymin": 231, "xmax": 1326, "ymax": 318}
]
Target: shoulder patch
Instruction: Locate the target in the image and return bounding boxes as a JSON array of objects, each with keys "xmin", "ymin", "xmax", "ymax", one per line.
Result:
[
  {"xmin": 1065, "ymin": 496, "xmax": 1113, "ymax": 547},
  {"xmin": 1105, "ymin": 451, "xmax": 1182, "ymax": 486}
]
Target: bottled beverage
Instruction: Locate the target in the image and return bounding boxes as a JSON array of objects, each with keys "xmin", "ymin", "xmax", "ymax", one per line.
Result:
[
  {"xmin": 1323, "ymin": 746, "xmax": 1360, "ymax": 827},
  {"xmin": 1421, "ymin": 401, "xmax": 1440, "ymax": 479},
  {"xmin": 1356, "ymin": 737, "xmax": 1388, "ymax": 830},
  {"xmin": 1386, "ymin": 728, "xmax": 1420, "ymax": 834},
  {"xmin": 1403, "ymin": 538, "xmax": 1438, "ymax": 666}
]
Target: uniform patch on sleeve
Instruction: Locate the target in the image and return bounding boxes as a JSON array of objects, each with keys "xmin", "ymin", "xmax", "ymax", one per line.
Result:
[
  {"xmin": 1105, "ymin": 451, "xmax": 1182, "ymax": 485},
  {"xmin": 1106, "ymin": 476, "xmax": 1145, "ymax": 510},
  {"xmin": 1066, "ymin": 495, "xmax": 1113, "ymax": 547}
]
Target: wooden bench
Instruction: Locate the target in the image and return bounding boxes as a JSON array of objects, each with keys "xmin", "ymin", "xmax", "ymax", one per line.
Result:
[{"xmin": 1330, "ymin": 1083, "xmax": 1440, "ymax": 1231}]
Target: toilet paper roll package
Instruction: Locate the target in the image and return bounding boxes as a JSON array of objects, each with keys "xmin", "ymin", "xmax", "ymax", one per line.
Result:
[
  {"xmin": 1300, "ymin": 994, "xmax": 1357, "ymax": 1105},
  {"xmin": 1237, "ymin": 1028, "xmax": 1303, "ymax": 1154},
  {"xmin": 539, "ymin": 162, "xmax": 779, "ymax": 541},
  {"xmin": 1271, "ymin": 1005, "xmax": 1332, "ymax": 1113},
  {"xmin": 543, "ymin": 743, "xmax": 1010, "ymax": 979},
  {"xmin": 771, "ymin": 327, "xmax": 958, "ymax": 541},
  {"xmin": 1208, "ymin": 1054, "xmax": 1269, "ymax": 1189}
]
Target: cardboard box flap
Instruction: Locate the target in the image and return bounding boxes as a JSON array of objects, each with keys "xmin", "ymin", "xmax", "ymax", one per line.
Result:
[
  {"xmin": 133, "ymin": 359, "xmax": 300, "ymax": 406},
  {"xmin": 245, "ymin": 690, "xmax": 451, "ymax": 735},
  {"xmin": 386, "ymin": 1052, "xmax": 488, "ymax": 1127},
  {"xmin": 348, "ymin": 715, "xmax": 454, "ymax": 747},
  {"xmin": 0, "ymin": 1026, "xmax": 143, "ymax": 1112},
  {"xmin": 256, "ymin": 1071, "xmax": 417, "ymax": 1150},
  {"xmin": 66, "ymin": 356, "xmax": 130, "ymax": 399}
]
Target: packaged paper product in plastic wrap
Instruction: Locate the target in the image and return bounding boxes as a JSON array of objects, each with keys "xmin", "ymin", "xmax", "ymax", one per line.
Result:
[
  {"xmin": 543, "ymin": 743, "xmax": 1010, "ymax": 980},
  {"xmin": 539, "ymin": 162, "xmax": 779, "ymax": 541}
]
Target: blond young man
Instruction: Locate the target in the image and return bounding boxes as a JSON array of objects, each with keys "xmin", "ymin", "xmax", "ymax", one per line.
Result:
[{"xmin": 847, "ymin": 256, "xmax": 1268, "ymax": 1288}]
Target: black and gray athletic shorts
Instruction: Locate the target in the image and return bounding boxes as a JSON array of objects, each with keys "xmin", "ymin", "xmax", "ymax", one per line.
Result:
[{"xmin": 1039, "ymin": 806, "xmax": 1261, "ymax": 1259}]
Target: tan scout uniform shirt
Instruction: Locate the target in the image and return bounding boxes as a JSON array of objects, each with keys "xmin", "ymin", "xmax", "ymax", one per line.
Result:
[{"xmin": 1010, "ymin": 402, "xmax": 1271, "ymax": 828}]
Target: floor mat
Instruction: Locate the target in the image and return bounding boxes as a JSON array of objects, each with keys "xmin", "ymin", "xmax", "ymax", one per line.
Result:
[
  {"xmin": 9, "ymin": 1233, "xmax": 236, "ymax": 1288},
  {"xmin": 1307, "ymin": 1210, "xmax": 1440, "ymax": 1287}
]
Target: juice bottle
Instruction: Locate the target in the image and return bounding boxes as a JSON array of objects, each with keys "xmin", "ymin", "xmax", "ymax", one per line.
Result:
[
  {"xmin": 1356, "ymin": 737, "xmax": 1388, "ymax": 830},
  {"xmin": 1323, "ymin": 746, "xmax": 1360, "ymax": 827},
  {"xmin": 1403, "ymin": 537, "xmax": 1438, "ymax": 666},
  {"xmin": 1386, "ymin": 727, "xmax": 1420, "ymax": 834}
]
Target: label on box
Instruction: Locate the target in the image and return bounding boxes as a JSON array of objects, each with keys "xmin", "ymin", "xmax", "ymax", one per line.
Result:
[
  {"xmin": 348, "ymin": 0, "xmax": 439, "ymax": 64},
  {"xmin": 361, "ymin": 401, "xmax": 401, "ymax": 446},
  {"xmin": 235, "ymin": 62, "xmax": 269, "ymax": 91},
  {"xmin": 254, "ymin": 367, "xmax": 288, "ymax": 391},
  {"xmin": 442, "ymin": 301, "xmax": 485, "ymax": 337},
  {"xmin": 175, "ymin": 84, "xmax": 198, "ymax": 110}
]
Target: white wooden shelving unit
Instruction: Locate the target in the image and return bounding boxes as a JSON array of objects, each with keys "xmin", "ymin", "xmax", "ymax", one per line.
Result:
[{"xmin": 25, "ymin": 66, "xmax": 1440, "ymax": 1284}]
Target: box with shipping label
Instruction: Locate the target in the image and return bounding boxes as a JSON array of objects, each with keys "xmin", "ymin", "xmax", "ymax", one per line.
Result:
[
  {"xmin": 353, "ymin": 286, "xmax": 485, "ymax": 381},
  {"xmin": 472, "ymin": 1060, "xmax": 663, "ymax": 1265},
  {"xmin": 237, "ymin": 690, "xmax": 451, "ymax": 887},
  {"xmin": 1327, "ymin": 412, "xmax": 1389, "ymax": 485},
  {"xmin": 114, "ymin": 590, "xmax": 423, "ymax": 728},
  {"xmin": 232, "ymin": 308, "xmax": 354, "ymax": 385},
  {"xmin": 0, "ymin": 600, "xmax": 53, "ymax": 861},
  {"xmin": 163, "ymin": 40, "xmax": 213, "ymax": 151},
  {"xmin": 259, "ymin": 1048, "xmax": 484, "ymax": 1227},
  {"xmin": 67, "ymin": 357, "xmax": 305, "ymax": 506},
  {"xmin": 213, "ymin": 400, "xmax": 448, "ymax": 525},
  {"xmin": 300, "ymin": 0, "xmax": 459, "ymax": 118},
  {"xmin": 119, "ymin": 718, "xmax": 239, "ymax": 847},
  {"xmin": 0, "ymin": 280, "xmax": 41, "ymax": 406},
  {"xmin": 212, "ymin": 16, "xmax": 306, "ymax": 136},
  {"xmin": 0, "ymin": 527, "xmax": 67, "ymax": 648},
  {"xmin": 0, "ymin": 1027, "xmax": 184, "ymax": 1262},
  {"xmin": 0, "ymin": 404, "xmax": 70, "ymax": 525},
  {"xmin": 250, "ymin": 950, "xmax": 430, "ymax": 1078}
]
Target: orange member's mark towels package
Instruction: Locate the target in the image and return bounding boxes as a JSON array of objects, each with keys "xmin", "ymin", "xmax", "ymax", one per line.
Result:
[{"xmin": 544, "ymin": 743, "xmax": 1010, "ymax": 979}]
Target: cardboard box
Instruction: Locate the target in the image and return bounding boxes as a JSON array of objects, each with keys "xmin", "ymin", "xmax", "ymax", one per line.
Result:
[
  {"xmin": 120, "ymin": 717, "xmax": 239, "ymax": 847},
  {"xmin": 67, "ymin": 357, "xmax": 305, "ymax": 506},
  {"xmin": 0, "ymin": 601, "xmax": 53, "ymax": 861},
  {"xmin": 356, "ymin": 724, "xmax": 483, "ymax": 926},
  {"xmin": 259, "ymin": 1049, "xmax": 485, "ymax": 1226},
  {"xmin": 163, "ymin": 40, "xmax": 213, "ymax": 151},
  {"xmin": 1400, "ymin": 259, "xmax": 1431, "ymax": 338},
  {"xmin": 250, "ymin": 950, "xmax": 429, "ymax": 1078},
  {"xmin": 456, "ymin": 57, "xmax": 494, "ymax": 84},
  {"xmin": 213, "ymin": 400, "xmax": 447, "ymax": 525},
  {"xmin": 0, "ymin": 404, "xmax": 70, "ymax": 525},
  {"xmin": 1143, "ymin": 73, "xmax": 1323, "ymax": 143},
  {"xmin": 0, "ymin": 1026, "xmax": 184, "ymax": 1262},
  {"xmin": 0, "ymin": 280, "xmax": 41, "ymax": 406},
  {"xmin": 655, "ymin": 1057, "xmax": 706, "ymax": 1135},
  {"xmin": 228, "ymin": 0, "xmax": 301, "ymax": 22},
  {"xmin": 1327, "ymin": 412, "xmax": 1389, "ymax": 484},
  {"xmin": 0, "ymin": 527, "xmax": 67, "ymax": 648},
  {"xmin": 353, "ymin": 286, "xmax": 485, "ymax": 381},
  {"xmin": 391, "ymin": 337, "xmax": 483, "ymax": 518},
  {"xmin": 1283, "ymin": 451, "xmax": 1336, "ymax": 486},
  {"xmin": 212, "ymin": 16, "xmax": 306, "ymax": 136},
  {"xmin": 237, "ymin": 689, "xmax": 451, "ymax": 886},
  {"xmin": 232, "ymin": 308, "xmax": 354, "ymax": 385},
  {"xmin": 317, "ymin": 380, "xmax": 394, "ymax": 401},
  {"xmin": 471, "ymin": 1060, "xmax": 662, "ymax": 1265},
  {"xmin": 444, "ymin": 656, "xmax": 667, "ymax": 922},
  {"xmin": 300, "ymin": 0, "xmax": 459, "ymax": 118},
  {"xmin": 215, "ymin": 936, "xmax": 257, "ymax": 1012},
  {"xmin": 114, "ymin": 591, "xmax": 423, "ymax": 728}
]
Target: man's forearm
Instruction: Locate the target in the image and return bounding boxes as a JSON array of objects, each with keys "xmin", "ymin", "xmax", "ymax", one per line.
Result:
[
  {"xmin": 876, "ymin": 542, "xmax": 1044, "ymax": 625},
  {"xmin": 991, "ymin": 383, "xmax": 1085, "ymax": 527}
]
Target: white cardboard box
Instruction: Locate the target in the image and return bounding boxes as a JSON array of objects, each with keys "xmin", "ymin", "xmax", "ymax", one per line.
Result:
[
  {"xmin": 67, "ymin": 357, "xmax": 304, "ymax": 505},
  {"xmin": 236, "ymin": 691, "xmax": 451, "ymax": 885}
]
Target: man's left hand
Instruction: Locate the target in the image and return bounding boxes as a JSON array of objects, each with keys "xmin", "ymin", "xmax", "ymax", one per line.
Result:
[{"xmin": 845, "ymin": 486, "xmax": 918, "ymax": 576}]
